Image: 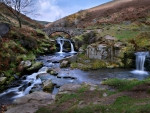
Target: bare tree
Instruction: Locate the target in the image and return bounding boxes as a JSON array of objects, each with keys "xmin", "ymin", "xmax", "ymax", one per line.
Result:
[{"xmin": 0, "ymin": 0, "xmax": 35, "ymax": 28}]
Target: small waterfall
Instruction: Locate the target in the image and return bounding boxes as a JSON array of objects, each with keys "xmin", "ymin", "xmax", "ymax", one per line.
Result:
[
  {"xmin": 56, "ymin": 37, "xmax": 64, "ymax": 53},
  {"xmin": 131, "ymin": 52, "xmax": 149, "ymax": 75},
  {"xmin": 69, "ymin": 40, "xmax": 76, "ymax": 53},
  {"xmin": 0, "ymin": 67, "xmax": 47, "ymax": 100},
  {"xmin": 56, "ymin": 37, "xmax": 76, "ymax": 53}
]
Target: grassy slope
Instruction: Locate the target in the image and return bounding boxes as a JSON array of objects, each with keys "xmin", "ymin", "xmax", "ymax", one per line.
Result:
[
  {"xmin": 36, "ymin": 78, "xmax": 150, "ymax": 113},
  {"xmin": 0, "ymin": 3, "xmax": 44, "ymax": 29}
]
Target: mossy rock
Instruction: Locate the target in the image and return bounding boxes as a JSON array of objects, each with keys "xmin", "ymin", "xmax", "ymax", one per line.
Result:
[
  {"xmin": 0, "ymin": 77, "xmax": 7, "ymax": 85},
  {"xmin": 27, "ymin": 61, "xmax": 43, "ymax": 72}
]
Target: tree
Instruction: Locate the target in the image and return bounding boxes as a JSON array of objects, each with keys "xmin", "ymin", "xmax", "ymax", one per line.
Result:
[{"xmin": 0, "ymin": 0, "xmax": 35, "ymax": 28}]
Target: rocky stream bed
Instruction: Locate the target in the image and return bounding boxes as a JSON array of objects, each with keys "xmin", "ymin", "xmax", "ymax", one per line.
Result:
[{"xmin": 0, "ymin": 52, "xmax": 150, "ymax": 113}]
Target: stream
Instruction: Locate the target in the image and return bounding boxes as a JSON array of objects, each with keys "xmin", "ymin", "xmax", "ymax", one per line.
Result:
[{"xmin": 0, "ymin": 52, "xmax": 150, "ymax": 105}]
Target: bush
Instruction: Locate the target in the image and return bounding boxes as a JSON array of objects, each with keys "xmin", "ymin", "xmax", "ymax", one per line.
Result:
[{"xmin": 19, "ymin": 37, "xmax": 37, "ymax": 50}]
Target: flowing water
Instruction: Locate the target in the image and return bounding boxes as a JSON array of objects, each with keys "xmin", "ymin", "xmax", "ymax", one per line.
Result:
[
  {"xmin": 131, "ymin": 52, "xmax": 149, "ymax": 75},
  {"xmin": 0, "ymin": 51, "xmax": 150, "ymax": 105},
  {"xmin": 56, "ymin": 37, "xmax": 76, "ymax": 53}
]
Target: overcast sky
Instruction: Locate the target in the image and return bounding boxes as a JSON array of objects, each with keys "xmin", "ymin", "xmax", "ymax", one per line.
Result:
[{"xmin": 30, "ymin": 0, "xmax": 112, "ymax": 22}]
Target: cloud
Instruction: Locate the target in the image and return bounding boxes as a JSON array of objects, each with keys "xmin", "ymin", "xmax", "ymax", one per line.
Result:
[
  {"xmin": 28, "ymin": 0, "xmax": 112, "ymax": 22},
  {"xmin": 31, "ymin": 0, "xmax": 64, "ymax": 22}
]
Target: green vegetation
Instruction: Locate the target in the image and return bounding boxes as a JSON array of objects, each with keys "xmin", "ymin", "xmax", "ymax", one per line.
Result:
[
  {"xmin": 36, "ymin": 78, "xmax": 150, "ymax": 113},
  {"xmin": 71, "ymin": 54, "xmax": 117, "ymax": 70},
  {"xmin": 101, "ymin": 78, "xmax": 141, "ymax": 91},
  {"xmin": 0, "ymin": 26, "xmax": 56, "ymax": 91}
]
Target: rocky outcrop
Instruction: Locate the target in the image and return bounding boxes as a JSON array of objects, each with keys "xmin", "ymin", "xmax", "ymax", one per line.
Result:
[
  {"xmin": 86, "ymin": 36, "xmax": 135, "ymax": 68},
  {"xmin": 5, "ymin": 91, "xmax": 54, "ymax": 113}
]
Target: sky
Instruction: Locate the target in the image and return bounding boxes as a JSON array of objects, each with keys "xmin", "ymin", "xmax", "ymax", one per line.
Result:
[{"xmin": 30, "ymin": 0, "xmax": 112, "ymax": 22}]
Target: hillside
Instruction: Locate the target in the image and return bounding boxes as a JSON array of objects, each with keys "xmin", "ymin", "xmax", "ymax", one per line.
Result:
[
  {"xmin": 46, "ymin": 0, "xmax": 150, "ymax": 28},
  {"xmin": 0, "ymin": 3, "xmax": 56, "ymax": 92},
  {"xmin": 0, "ymin": 3, "xmax": 44, "ymax": 29},
  {"xmin": 35, "ymin": 20, "xmax": 51, "ymax": 26}
]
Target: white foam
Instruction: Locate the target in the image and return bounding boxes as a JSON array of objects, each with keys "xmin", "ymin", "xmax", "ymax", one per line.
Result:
[{"xmin": 131, "ymin": 70, "xmax": 149, "ymax": 75}]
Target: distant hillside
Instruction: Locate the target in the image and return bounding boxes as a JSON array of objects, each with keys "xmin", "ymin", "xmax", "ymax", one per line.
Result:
[
  {"xmin": 46, "ymin": 0, "xmax": 150, "ymax": 28},
  {"xmin": 0, "ymin": 3, "xmax": 44, "ymax": 29},
  {"xmin": 35, "ymin": 20, "xmax": 50, "ymax": 26}
]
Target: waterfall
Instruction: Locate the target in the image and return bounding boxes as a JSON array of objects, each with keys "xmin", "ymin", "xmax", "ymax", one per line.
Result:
[
  {"xmin": 69, "ymin": 40, "xmax": 76, "ymax": 53},
  {"xmin": 131, "ymin": 52, "xmax": 149, "ymax": 75},
  {"xmin": 56, "ymin": 37, "xmax": 76, "ymax": 53},
  {"xmin": 57, "ymin": 37, "xmax": 64, "ymax": 53}
]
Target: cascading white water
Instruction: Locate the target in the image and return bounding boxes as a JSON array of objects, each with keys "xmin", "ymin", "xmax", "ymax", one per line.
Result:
[
  {"xmin": 131, "ymin": 52, "xmax": 149, "ymax": 75},
  {"xmin": 69, "ymin": 40, "xmax": 76, "ymax": 53},
  {"xmin": 57, "ymin": 37, "xmax": 64, "ymax": 53},
  {"xmin": 56, "ymin": 37, "xmax": 76, "ymax": 53},
  {"xmin": 0, "ymin": 67, "xmax": 48, "ymax": 100}
]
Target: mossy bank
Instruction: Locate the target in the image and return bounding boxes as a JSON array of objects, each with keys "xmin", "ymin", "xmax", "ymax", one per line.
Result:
[{"xmin": 0, "ymin": 26, "xmax": 56, "ymax": 91}]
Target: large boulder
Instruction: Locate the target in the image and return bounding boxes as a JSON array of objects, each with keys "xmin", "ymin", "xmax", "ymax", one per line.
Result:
[
  {"xmin": 60, "ymin": 60, "xmax": 69, "ymax": 68},
  {"xmin": 6, "ymin": 91, "xmax": 54, "ymax": 113},
  {"xmin": 42, "ymin": 79, "xmax": 54, "ymax": 91}
]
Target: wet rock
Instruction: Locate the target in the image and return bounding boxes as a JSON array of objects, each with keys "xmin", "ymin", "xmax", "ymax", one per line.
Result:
[
  {"xmin": 42, "ymin": 79, "xmax": 54, "ymax": 91},
  {"xmin": 60, "ymin": 54, "xmax": 78, "ymax": 63},
  {"xmin": 0, "ymin": 77, "xmax": 7, "ymax": 85},
  {"xmin": 29, "ymin": 85, "xmax": 42, "ymax": 93},
  {"xmin": 57, "ymin": 75, "xmax": 61, "ymax": 78},
  {"xmin": 27, "ymin": 62, "xmax": 43, "ymax": 72},
  {"xmin": 60, "ymin": 60, "xmax": 69, "ymax": 68},
  {"xmin": 37, "ymin": 73, "xmax": 55, "ymax": 82},
  {"xmin": 50, "ymin": 70, "xmax": 58, "ymax": 76},
  {"xmin": 52, "ymin": 79, "xmax": 66, "ymax": 87},
  {"xmin": 63, "ymin": 76, "xmax": 77, "ymax": 79},
  {"xmin": 38, "ymin": 67, "xmax": 49, "ymax": 73}
]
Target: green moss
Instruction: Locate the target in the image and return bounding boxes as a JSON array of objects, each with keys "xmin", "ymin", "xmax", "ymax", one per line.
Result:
[
  {"xmin": 134, "ymin": 32, "xmax": 150, "ymax": 50},
  {"xmin": 27, "ymin": 61, "xmax": 43, "ymax": 71},
  {"xmin": 101, "ymin": 78, "xmax": 145, "ymax": 91}
]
